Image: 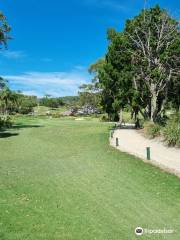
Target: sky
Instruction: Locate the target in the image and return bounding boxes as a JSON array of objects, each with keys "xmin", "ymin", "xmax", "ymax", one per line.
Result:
[{"xmin": 0, "ymin": 0, "xmax": 179, "ymax": 97}]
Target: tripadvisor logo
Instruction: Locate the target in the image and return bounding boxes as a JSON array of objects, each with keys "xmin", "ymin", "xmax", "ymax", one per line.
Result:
[{"xmin": 135, "ymin": 227, "xmax": 143, "ymax": 236}]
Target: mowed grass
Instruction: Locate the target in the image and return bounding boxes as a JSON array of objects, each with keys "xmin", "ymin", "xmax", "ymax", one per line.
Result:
[{"xmin": 0, "ymin": 117, "xmax": 179, "ymax": 240}]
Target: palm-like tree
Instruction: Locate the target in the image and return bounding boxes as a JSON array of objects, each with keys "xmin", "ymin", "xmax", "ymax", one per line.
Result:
[
  {"xmin": 0, "ymin": 87, "xmax": 17, "ymax": 115},
  {"xmin": 0, "ymin": 11, "xmax": 11, "ymax": 48},
  {"xmin": 0, "ymin": 76, "xmax": 6, "ymax": 89}
]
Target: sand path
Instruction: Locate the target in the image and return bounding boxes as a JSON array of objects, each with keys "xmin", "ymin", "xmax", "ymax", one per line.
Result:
[{"xmin": 110, "ymin": 127, "xmax": 180, "ymax": 177}]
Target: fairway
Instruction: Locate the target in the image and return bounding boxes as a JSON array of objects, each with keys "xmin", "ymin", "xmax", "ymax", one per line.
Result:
[{"xmin": 0, "ymin": 117, "xmax": 180, "ymax": 240}]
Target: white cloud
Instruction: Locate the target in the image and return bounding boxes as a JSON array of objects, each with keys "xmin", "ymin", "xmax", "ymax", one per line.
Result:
[
  {"xmin": 22, "ymin": 90, "xmax": 42, "ymax": 97},
  {"xmin": 41, "ymin": 58, "xmax": 53, "ymax": 62},
  {"xmin": 0, "ymin": 50, "xmax": 26, "ymax": 59},
  {"xmin": 84, "ymin": 0, "xmax": 127, "ymax": 11},
  {"xmin": 4, "ymin": 68, "xmax": 91, "ymax": 97}
]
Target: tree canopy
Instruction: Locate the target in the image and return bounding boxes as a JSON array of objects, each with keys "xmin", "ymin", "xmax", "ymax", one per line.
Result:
[
  {"xmin": 0, "ymin": 12, "xmax": 11, "ymax": 91},
  {"xmin": 90, "ymin": 5, "xmax": 180, "ymax": 122}
]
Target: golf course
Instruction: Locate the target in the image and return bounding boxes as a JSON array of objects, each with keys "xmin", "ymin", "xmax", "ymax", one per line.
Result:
[{"xmin": 0, "ymin": 117, "xmax": 179, "ymax": 240}]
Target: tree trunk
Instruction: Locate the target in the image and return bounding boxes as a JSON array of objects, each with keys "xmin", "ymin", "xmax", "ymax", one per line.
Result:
[
  {"xmin": 119, "ymin": 109, "xmax": 123, "ymax": 123},
  {"xmin": 151, "ymin": 90, "xmax": 158, "ymax": 122}
]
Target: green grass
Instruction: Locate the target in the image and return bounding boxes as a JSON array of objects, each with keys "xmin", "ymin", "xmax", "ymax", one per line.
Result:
[
  {"xmin": 0, "ymin": 117, "xmax": 179, "ymax": 239},
  {"xmin": 33, "ymin": 105, "xmax": 68, "ymax": 115}
]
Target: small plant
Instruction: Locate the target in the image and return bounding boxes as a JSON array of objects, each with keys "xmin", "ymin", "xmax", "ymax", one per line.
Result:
[
  {"xmin": 143, "ymin": 121, "xmax": 161, "ymax": 139},
  {"xmin": 0, "ymin": 115, "xmax": 13, "ymax": 129},
  {"xmin": 52, "ymin": 113, "xmax": 62, "ymax": 118},
  {"xmin": 163, "ymin": 113, "xmax": 180, "ymax": 147},
  {"xmin": 100, "ymin": 114, "xmax": 109, "ymax": 122}
]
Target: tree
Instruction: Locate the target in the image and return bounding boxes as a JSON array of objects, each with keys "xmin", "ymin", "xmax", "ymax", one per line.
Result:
[
  {"xmin": 125, "ymin": 5, "xmax": 180, "ymax": 121},
  {"xmin": 89, "ymin": 59, "xmax": 122, "ymax": 120},
  {"xmin": 39, "ymin": 96, "xmax": 64, "ymax": 108},
  {"xmin": 0, "ymin": 76, "xmax": 6, "ymax": 90},
  {"xmin": 14, "ymin": 93, "xmax": 38, "ymax": 114},
  {"xmin": 90, "ymin": 5, "xmax": 180, "ymax": 122},
  {"xmin": 0, "ymin": 11, "xmax": 11, "ymax": 112},
  {"xmin": 78, "ymin": 83, "xmax": 101, "ymax": 110},
  {"xmin": 0, "ymin": 11, "xmax": 11, "ymax": 48},
  {"xmin": 0, "ymin": 88, "xmax": 17, "ymax": 114}
]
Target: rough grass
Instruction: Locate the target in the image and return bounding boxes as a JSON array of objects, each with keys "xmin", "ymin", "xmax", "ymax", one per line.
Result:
[{"xmin": 0, "ymin": 117, "xmax": 179, "ymax": 240}]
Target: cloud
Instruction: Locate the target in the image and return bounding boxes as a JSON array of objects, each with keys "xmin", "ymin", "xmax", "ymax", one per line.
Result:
[
  {"xmin": 21, "ymin": 90, "xmax": 41, "ymax": 97},
  {"xmin": 0, "ymin": 50, "xmax": 26, "ymax": 59},
  {"xmin": 41, "ymin": 58, "xmax": 53, "ymax": 62},
  {"xmin": 84, "ymin": 0, "xmax": 127, "ymax": 12},
  {"xmin": 74, "ymin": 65, "xmax": 87, "ymax": 70},
  {"xmin": 3, "ymin": 68, "xmax": 91, "ymax": 97}
]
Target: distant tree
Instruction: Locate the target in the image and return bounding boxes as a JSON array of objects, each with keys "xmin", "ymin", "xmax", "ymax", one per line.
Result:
[
  {"xmin": 0, "ymin": 88, "xmax": 17, "ymax": 114},
  {"xmin": 15, "ymin": 93, "xmax": 38, "ymax": 114},
  {"xmin": 0, "ymin": 76, "xmax": 6, "ymax": 90},
  {"xmin": 60, "ymin": 96, "xmax": 79, "ymax": 106},
  {"xmin": 39, "ymin": 96, "xmax": 64, "ymax": 108},
  {"xmin": 78, "ymin": 83, "xmax": 101, "ymax": 110}
]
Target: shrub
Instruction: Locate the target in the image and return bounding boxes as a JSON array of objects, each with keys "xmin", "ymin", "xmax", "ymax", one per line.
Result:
[
  {"xmin": 155, "ymin": 115, "xmax": 168, "ymax": 126},
  {"xmin": 51, "ymin": 113, "xmax": 62, "ymax": 118},
  {"xmin": 100, "ymin": 114, "xmax": 109, "ymax": 122},
  {"xmin": 0, "ymin": 115, "xmax": 13, "ymax": 129},
  {"xmin": 143, "ymin": 121, "xmax": 161, "ymax": 139},
  {"xmin": 163, "ymin": 113, "xmax": 180, "ymax": 147},
  {"xmin": 18, "ymin": 106, "xmax": 34, "ymax": 114}
]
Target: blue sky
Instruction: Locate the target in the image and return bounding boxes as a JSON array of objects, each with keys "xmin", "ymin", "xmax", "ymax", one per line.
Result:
[{"xmin": 0, "ymin": 0, "xmax": 179, "ymax": 97}]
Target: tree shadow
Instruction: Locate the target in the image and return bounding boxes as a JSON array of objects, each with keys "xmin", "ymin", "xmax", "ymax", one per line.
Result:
[
  {"xmin": 12, "ymin": 124, "xmax": 43, "ymax": 130},
  {"xmin": 0, "ymin": 124, "xmax": 43, "ymax": 138},
  {"xmin": 0, "ymin": 132, "xmax": 19, "ymax": 138},
  {"xmin": 109, "ymin": 123, "xmax": 136, "ymax": 130},
  {"xmin": 117, "ymin": 125, "xmax": 136, "ymax": 129}
]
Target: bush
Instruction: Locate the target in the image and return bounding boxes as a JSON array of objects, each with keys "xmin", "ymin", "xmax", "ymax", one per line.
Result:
[
  {"xmin": 51, "ymin": 113, "xmax": 62, "ymax": 118},
  {"xmin": 0, "ymin": 115, "xmax": 13, "ymax": 129},
  {"xmin": 163, "ymin": 113, "xmax": 180, "ymax": 147},
  {"xmin": 18, "ymin": 107, "xmax": 34, "ymax": 114},
  {"xmin": 143, "ymin": 121, "xmax": 161, "ymax": 139},
  {"xmin": 155, "ymin": 115, "xmax": 168, "ymax": 126},
  {"xmin": 100, "ymin": 114, "xmax": 109, "ymax": 122}
]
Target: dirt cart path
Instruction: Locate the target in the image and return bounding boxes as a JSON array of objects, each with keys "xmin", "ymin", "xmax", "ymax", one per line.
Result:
[{"xmin": 110, "ymin": 128, "xmax": 180, "ymax": 177}]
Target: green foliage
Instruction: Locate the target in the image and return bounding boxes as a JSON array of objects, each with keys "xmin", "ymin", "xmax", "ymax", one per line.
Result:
[
  {"xmin": 0, "ymin": 115, "xmax": 12, "ymax": 129},
  {"xmin": 0, "ymin": 11, "xmax": 11, "ymax": 48},
  {"xmin": 78, "ymin": 83, "xmax": 102, "ymax": 110},
  {"xmin": 163, "ymin": 113, "xmax": 180, "ymax": 146},
  {"xmin": 90, "ymin": 5, "xmax": 180, "ymax": 122},
  {"xmin": 0, "ymin": 76, "xmax": 6, "ymax": 90},
  {"xmin": 60, "ymin": 96, "xmax": 79, "ymax": 106},
  {"xmin": 13, "ymin": 93, "xmax": 38, "ymax": 114},
  {"xmin": 39, "ymin": 96, "xmax": 65, "ymax": 108},
  {"xmin": 100, "ymin": 114, "xmax": 109, "ymax": 122},
  {"xmin": 0, "ymin": 88, "xmax": 17, "ymax": 114},
  {"xmin": 144, "ymin": 121, "xmax": 161, "ymax": 139},
  {"xmin": 0, "ymin": 90, "xmax": 38, "ymax": 115}
]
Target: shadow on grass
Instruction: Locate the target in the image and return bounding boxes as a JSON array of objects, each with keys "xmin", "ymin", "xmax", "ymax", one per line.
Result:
[
  {"xmin": 12, "ymin": 124, "xmax": 43, "ymax": 130},
  {"xmin": 0, "ymin": 132, "xmax": 19, "ymax": 138},
  {"xmin": 0, "ymin": 124, "xmax": 43, "ymax": 138}
]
